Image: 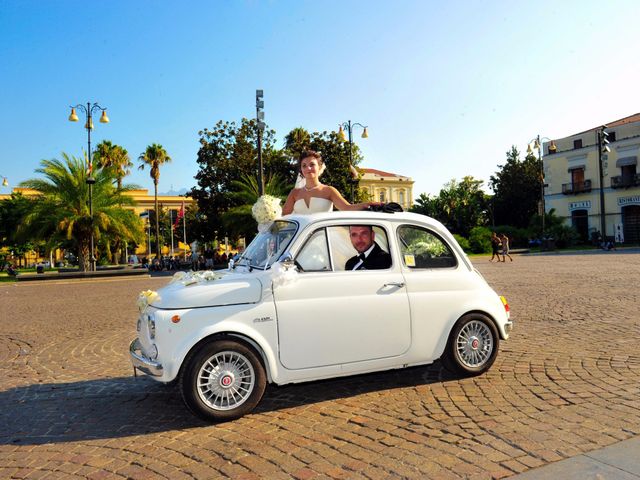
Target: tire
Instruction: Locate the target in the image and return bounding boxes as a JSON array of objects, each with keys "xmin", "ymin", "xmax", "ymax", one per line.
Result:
[
  {"xmin": 442, "ymin": 313, "xmax": 499, "ymax": 376},
  {"xmin": 180, "ymin": 339, "xmax": 267, "ymax": 422}
]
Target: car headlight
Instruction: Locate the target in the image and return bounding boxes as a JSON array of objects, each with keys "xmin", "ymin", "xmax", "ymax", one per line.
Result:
[{"xmin": 147, "ymin": 315, "xmax": 156, "ymax": 340}]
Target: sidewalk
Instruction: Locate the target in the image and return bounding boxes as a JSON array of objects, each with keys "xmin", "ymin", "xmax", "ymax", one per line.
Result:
[{"xmin": 510, "ymin": 437, "xmax": 640, "ymax": 479}]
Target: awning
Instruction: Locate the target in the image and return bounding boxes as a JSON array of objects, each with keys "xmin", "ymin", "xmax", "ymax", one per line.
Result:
[{"xmin": 616, "ymin": 156, "xmax": 637, "ymax": 167}]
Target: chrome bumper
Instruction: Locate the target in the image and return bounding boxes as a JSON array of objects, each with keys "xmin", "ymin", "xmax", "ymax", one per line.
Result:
[{"xmin": 130, "ymin": 338, "xmax": 163, "ymax": 377}]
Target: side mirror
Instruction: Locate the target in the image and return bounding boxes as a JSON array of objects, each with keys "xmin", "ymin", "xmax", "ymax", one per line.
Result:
[{"xmin": 279, "ymin": 252, "xmax": 295, "ymax": 268}]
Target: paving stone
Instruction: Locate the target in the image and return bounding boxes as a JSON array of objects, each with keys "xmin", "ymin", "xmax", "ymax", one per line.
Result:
[{"xmin": 1, "ymin": 256, "xmax": 640, "ymax": 478}]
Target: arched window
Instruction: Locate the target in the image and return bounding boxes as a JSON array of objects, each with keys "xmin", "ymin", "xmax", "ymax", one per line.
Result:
[
  {"xmin": 379, "ymin": 190, "xmax": 386, "ymax": 202},
  {"xmin": 399, "ymin": 191, "xmax": 405, "ymax": 205}
]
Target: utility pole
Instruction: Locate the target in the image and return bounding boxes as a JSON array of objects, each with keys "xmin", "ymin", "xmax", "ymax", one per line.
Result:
[{"xmin": 256, "ymin": 90, "xmax": 265, "ymax": 196}]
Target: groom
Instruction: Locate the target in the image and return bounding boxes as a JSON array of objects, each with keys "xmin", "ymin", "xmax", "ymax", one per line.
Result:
[{"xmin": 345, "ymin": 225, "xmax": 392, "ymax": 270}]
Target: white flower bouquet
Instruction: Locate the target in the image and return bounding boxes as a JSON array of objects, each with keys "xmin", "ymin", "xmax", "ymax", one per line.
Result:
[
  {"xmin": 407, "ymin": 240, "xmax": 447, "ymax": 257},
  {"xmin": 252, "ymin": 195, "xmax": 282, "ymax": 233},
  {"xmin": 137, "ymin": 289, "xmax": 160, "ymax": 313}
]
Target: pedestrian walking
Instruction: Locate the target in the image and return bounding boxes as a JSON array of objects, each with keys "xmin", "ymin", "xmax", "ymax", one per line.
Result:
[
  {"xmin": 501, "ymin": 234, "xmax": 513, "ymax": 262},
  {"xmin": 490, "ymin": 232, "xmax": 502, "ymax": 262}
]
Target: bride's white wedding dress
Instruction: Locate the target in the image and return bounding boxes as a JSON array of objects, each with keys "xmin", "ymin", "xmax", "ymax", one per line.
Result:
[{"xmin": 293, "ymin": 197, "xmax": 334, "ymax": 214}]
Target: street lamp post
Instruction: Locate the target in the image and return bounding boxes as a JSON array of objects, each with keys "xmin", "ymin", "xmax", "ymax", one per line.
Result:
[
  {"xmin": 68, "ymin": 102, "xmax": 109, "ymax": 272},
  {"xmin": 0, "ymin": 175, "xmax": 8, "ymax": 188},
  {"xmin": 337, "ymin": 120, "xmax": 368, "ymax": 202},
  {"xmin": 527, "ymin": 135, "xmax": 557, "ymax": 240}
]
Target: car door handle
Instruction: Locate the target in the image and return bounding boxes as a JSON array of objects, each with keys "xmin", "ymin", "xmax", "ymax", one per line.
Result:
[{"xmin": 383, "ymin": 282, "xmax": 405, "ymax": 288}]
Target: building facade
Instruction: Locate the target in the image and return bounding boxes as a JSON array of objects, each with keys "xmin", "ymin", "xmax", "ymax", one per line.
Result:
[
  {"xmin": 544, "ymin": 113, "xmax": 640, "ymax": 244},
  {"xmin": 358, "ymin": 168, "xmax": 414, "ymax": 210},
  {"xmin": 0, "ymin": 188, "xmax": 195, "ymax": 259}
]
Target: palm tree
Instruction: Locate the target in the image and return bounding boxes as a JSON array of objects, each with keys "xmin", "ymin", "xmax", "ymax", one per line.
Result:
[
  {"xmin": 221, "ymin": 173, "xmax": 288, "ymax": 239},
  {"xmin": 94, "ymin": 140, "xmax": 133, "ymax": 189},
  {"xmin": 18, "ymin": 154, "xmax": 144, "ymax": 271},
  {"xmin": 138, "ymin": 144, "xmax": 172, "ymax": 258},
  {"xmin": 284, "ymin": 127, "xmax": 311, "ymax": 161}
]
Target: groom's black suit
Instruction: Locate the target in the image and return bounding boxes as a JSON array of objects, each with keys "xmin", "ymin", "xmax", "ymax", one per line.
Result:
[{"xmin": 345, "ymin": 243, "xmax": 392, "ymax": 270}]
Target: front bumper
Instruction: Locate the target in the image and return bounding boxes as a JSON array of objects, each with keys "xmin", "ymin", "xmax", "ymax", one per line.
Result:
[{"xmin": 130, "ymin": 338, "xmax": 163, "ymax": 377}]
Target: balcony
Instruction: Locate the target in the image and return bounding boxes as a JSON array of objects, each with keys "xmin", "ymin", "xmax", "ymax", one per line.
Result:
[
  {"xmin": 611, "ymin": 174, "xmax": 640, "ymax": 189},
  {"xmin": 562, "ymin": 179, "xmax": 592, "ymax": 195}
]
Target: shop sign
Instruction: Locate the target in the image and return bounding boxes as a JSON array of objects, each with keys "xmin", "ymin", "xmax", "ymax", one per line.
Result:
[
  {"xmin": 569, "ymin": 201, "xmax": 591, "ymax": 210},
  {"xmin": 618, "ymin": 196, "xmax": 640, "ymax": 206}
]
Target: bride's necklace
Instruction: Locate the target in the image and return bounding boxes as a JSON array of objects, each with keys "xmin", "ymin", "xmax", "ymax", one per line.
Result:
[{"xmin": 304, "ymin": 184, "xmax": 320, "ymax": 191}]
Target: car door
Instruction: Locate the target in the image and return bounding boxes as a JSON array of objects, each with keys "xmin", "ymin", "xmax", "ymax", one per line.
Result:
[
  {"xmin": 274, "ymin": 223, "xmax": 411, "ymax": 370},
  {"xmin": 396, "ymin": 224, "xmax": 470, "ymax": 360}
]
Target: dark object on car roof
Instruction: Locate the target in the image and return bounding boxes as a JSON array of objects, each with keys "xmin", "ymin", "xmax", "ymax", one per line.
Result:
[{"xmin": 368, "ymin": 202, "xmax": 403, "ymax": 213}]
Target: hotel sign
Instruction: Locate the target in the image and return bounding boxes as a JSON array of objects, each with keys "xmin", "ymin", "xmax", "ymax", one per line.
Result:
[
  {"xmin": 569, "ymin": 201, "xmax": 591, "ymax": 210},
  {"xmin": 618, "ymin": 196, "xmax": 640, "ymax": 206}
]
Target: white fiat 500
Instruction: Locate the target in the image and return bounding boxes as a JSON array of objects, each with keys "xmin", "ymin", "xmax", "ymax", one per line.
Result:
[{"xmin": 130, "ymin": 211, "xmax": 513, "ymax": 422}]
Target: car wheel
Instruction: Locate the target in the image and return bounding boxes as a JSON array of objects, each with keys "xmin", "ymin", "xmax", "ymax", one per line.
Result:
[
  {"xmin": 180, "ymin": 339, "xmax": 266, "ymax": 422},
  {"xmin": 442, "ymin": 313, "xmax": 499, "ymax": 376}
]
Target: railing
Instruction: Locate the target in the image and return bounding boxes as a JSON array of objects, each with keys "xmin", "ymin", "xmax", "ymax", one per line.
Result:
[
  {"xmin": 562, "ymin": 179, "xmax": 592, "ymax": 194},
  {"xmin": 611, "ymin": 174, "xmax": 640, "ymax": 189}
]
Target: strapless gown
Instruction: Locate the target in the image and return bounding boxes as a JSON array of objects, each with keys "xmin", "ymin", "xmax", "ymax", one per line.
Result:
[{"xmin": 293, "ymin": 197, "xmax": 334, "ymax": 214}]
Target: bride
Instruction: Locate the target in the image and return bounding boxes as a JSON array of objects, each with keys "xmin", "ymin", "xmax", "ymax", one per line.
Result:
[{"xmin": 282, "ymin": 150, "xmax": 375, "ymax": 215}]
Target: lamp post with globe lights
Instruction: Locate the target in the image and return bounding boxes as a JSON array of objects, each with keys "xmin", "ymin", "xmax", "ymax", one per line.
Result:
[
  {"xmin": 68, "ymin": 102, "xmax": 110, "ymax": 271},
  {"xmin": 337, "ymin": 120, "xmax": 368, "ymax": 202},
  {"xmin": 527, "ymin": 135, "xmax": 557, "ymax": 241}
]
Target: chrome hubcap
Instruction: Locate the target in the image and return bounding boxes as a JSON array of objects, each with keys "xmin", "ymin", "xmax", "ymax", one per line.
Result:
[
  {"xmin": 456, "ymin": 320, "xmax": 493, "ymax": 368},
  {"xmin": 197, "ymin": 351, "xmax": 255, "ymax": 411}
]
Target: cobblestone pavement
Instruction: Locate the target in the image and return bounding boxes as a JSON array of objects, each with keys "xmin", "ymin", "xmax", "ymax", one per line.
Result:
[{"xmin": 1, "ymin": 254, "xmax": 639, "ymax": 479}]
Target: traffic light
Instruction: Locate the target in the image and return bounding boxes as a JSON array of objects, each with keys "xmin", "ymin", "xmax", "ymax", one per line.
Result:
[
  {"xmin": 256, "ymin": 90, "xmax": 265, "ymax": 131},
  {"xmin": 601, "ymin": 126, "xmax": 610, "ymax": 153}
]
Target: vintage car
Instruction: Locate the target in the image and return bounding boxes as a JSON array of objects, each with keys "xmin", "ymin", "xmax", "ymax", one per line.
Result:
[{"xmin": 130, "ymin": 211, "xmax": 512, "ymax": 422}]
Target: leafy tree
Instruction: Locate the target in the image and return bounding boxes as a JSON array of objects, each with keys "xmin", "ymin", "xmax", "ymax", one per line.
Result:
[
  {"xmin": 409, "ymin": 193, "xmax": 439, "ymax": 217},
  {"xmin": 0, "ymin": 192, "xmax": 36, "ymax": 267},
  {"xmin": 190, "ymin": 120, "xmax": 368, "ymax": 241},
  {"xmin": 19, "ymin": 154, "xmax": 144, "ymax": 271},
  {"xmin": 306, "ymin": 130, "xmax": 367, "ymax": 203},
  {"xmin": 489, "ymin": 146, "xmax": 542, "ymax": 228},
  {"xmin": 190, "ymin": 119, "xmax": 294, "ymax": 240},
  {"xmin": 139, "ymin": 144, "xmax": 172, "ymax": 258},
  {"xmin": 468, "ymin": 226, "xmax": 492, "ymax": 253},
  {"xmin": 94, "ymin": 140, "xmax": 133, "ymax": 189},
  {"xmin": 412, "ymin": 176, "xmax": 488, "ymax": 237}
]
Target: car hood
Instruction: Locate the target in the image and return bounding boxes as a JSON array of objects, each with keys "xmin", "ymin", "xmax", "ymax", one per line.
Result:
[{"xmin": 151, "ymin": 272, "xmax": 264, "ymax": 309}]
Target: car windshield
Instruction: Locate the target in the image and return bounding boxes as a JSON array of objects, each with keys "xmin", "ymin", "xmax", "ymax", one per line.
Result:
[{"xmin": 236, "ymin": 220, "xmax": 297, "ymax": 270}]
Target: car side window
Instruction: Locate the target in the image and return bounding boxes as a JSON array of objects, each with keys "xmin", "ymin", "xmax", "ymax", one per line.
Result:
[
  {"xmin": 397, "ymin": 225, "xmax": 457, "ymax": 269},
  {"xmin": 327, "ymin": 225, "xmax": 391, "ymax": 271},
  {"xmin": 296, "ymin": 228, "xmax": 331, "ymax": 271}
]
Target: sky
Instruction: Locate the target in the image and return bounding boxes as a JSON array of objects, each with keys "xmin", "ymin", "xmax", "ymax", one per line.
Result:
[{"xmin": 1, "ymin": 0, "xmax": 640, "ymax": 198}]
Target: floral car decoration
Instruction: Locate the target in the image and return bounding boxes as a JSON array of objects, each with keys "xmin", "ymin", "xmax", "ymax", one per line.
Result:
[{"xmin": 130, "ymin": 211, "xmax": 513, "ymax": 423}]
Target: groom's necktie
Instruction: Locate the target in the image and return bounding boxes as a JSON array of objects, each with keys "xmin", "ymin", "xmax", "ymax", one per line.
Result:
[{"xmin": 353, "ymin": 252, "xmax": 366, "ymax": 270}]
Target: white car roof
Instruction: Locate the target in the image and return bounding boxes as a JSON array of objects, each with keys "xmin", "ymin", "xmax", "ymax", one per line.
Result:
[{"xmin": 282, "ymin": 210, "xmax": 446, "ymax": 231}]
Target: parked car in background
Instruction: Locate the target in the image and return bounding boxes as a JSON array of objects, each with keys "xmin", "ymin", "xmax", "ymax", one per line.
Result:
[{"xmin": 131, "ymin": 211, "xmax": 513, "ymax": 422}]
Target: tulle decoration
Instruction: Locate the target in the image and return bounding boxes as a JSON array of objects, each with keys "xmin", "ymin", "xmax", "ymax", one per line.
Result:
[
  {"xmin": 271, "ymin": 261, "xmax": 299, "ymax": 288},
  {"xmin": 169, "ymin": 270, "xmax": 223, "ymax": 286},
  {"xmin": 252, "ymin": 195, "xmax": 282, "ymax": 232}
]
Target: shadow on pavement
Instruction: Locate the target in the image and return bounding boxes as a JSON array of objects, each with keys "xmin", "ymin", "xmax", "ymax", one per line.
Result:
[{"xmin": 0, "ymin": 361, "xmax": 460, "ymax": 445}]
